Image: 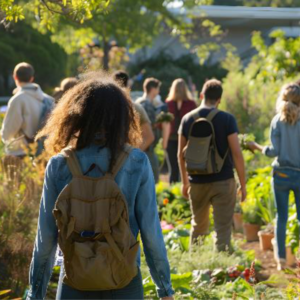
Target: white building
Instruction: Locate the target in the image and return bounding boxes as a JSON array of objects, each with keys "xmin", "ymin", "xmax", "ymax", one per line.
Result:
[{"xmin": 133, "ymin": 5, "xmax": 300, "ymax": 65}]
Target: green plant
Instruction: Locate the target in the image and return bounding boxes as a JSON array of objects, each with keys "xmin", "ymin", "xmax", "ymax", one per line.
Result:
[
  {"xmin": 238, "ymin": 134, "xmax": 256, "ymax": 152},
  {"xmin": 0, "ymin": 119, "xmax": 45, "ymax": 296},
  {"xmin": 156, "ymin": 183, "xmax": 191, "ymax": 224},
  {"xmin": 246, "ymin": 167, "xmax": 276, "ymax": 226},
  {"xmin": 241, "ymin": 198, "xmax": 262, "ymax": 225},
  {"xmin": 286, "ymin": 204, "xmax": 299, "ymax": 255}
]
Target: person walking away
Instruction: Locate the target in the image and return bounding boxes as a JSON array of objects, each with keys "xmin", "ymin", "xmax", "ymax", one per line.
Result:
[
  {"xmin": 26, "ymin": 75, "xmax": 174, "ymax": 300},
  {"xmin": 1, "ymin": 62, "xmax": 54, "ymax": 157},
  {"xmin": 113, "ymin": 70, "xmax": 155, "ymax": 151},
  {"xmin": 178, "ymin": 79, "xmax": 246, "ymax": 251},
  {"xmin": 166, "ymin": 78, "xmax": 197, "ymax": 183},
  {"xmin": 248, "ymin": 83, "xmax": 300, "ymax": 271},
  {"xmin": 136, "ymin": 78, "xmax": 169, "ymax": 183},
  {"xmin": 53, "ymin": 77, "xmax": 78, "ymax": 103}
]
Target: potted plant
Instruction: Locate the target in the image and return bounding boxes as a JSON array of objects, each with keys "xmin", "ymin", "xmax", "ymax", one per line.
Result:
[
  {"xmin": 233, "ymin": 202, "xmax": 243, "ymax": 232},
  {"xmin": 258, "ymin": 224, "xmax": 274, "ymax": 251},
  {"xmin": 257, "ymin": 199, "xmax": 275, "ymax": 251},
  {"xmin": 241, "ymin": 198, "xmax": 261, "ymax": 242}
]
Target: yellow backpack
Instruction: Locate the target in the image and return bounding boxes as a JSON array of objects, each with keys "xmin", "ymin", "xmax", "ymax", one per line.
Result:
[{"xmin": 53, "ymin": 146, "xmax": 139, "ymax": 291}]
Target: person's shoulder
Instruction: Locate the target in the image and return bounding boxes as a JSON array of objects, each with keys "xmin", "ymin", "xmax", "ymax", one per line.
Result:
[
  {"xmin": 129, "ymin": 147, "xmax": 148, "ymax": 163},
  {"xmin": 43, "ymin": 93, "xmax": 55, "ymax": 102},
  {"xmin": 183, "ymin": 107, "xmax": 199, "ymax": 122},
  {"xmin": 133, "ymin": 102, "xmax": 144, "ymax": 112},
  {"xmin": 8, "ymin": 90, "xmax": 26, "ymax": 104},
  {"xmin": 272, "ymin": 113, "xmax": 281, "ymax": 122},
  {"xmin": 47, "ymin": 153, "xmax": 67, "ymax": 169},
  {"xmin": 270, "ymin": 114, "xmax": 281, "ymax": 127},
  {"xmin": 135, "ymin": 97, "xmax": 146, "ymax": 104},
  {"xmin": 217, "ymin": 110, "xmax": 236, "ymax": 121}
]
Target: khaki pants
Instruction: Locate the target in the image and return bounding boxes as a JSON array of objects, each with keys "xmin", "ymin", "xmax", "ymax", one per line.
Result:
[{"xmin": 188, "ymin": 178, "xmax": 236, "ymax": 251}]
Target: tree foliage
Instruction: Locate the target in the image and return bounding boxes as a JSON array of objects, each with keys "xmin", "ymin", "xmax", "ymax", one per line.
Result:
[
  {"xmin": 0, "ymin": 0, "xmax": 110, "ymax": 25},
  {"xmin": 0, "ymin": 23, "xmax": 67, "ymax": 95},
  {"xmin": 221, "ymin": 30, "xmax": 300, "ymax": 141}
]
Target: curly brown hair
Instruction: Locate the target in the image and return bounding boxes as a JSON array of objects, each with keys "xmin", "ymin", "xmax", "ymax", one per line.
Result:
[{"xmin": 37, "ymin": 74, "xmax": 141, "ymax": 171}]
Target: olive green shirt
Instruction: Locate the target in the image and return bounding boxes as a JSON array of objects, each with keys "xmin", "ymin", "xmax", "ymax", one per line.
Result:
[{"xmin": 134, "ymin": 103, "xmax": 150, "ymax": 126}]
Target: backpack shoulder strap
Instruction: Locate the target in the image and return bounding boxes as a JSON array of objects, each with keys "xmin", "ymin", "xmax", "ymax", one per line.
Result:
[
  {"xmin": 61, "ymin": 148, "xmax": 83, "ymax": 177},
  {"xmin": 109, "ymin": 145, "xmax": 133, "ymax": 178},
  {"xmin": 206, "ymin": 109, "xmax": 219, "ymax": 122},
  {"xmin": 191, "ymin": 109, "xmax": 201, "ymax": 121}
]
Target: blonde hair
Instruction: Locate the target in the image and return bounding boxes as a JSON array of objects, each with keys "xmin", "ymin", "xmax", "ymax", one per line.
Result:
[
  {"xmin": 277, "ymin": 83, "xmax": 300, "ymax": 125},
  {"xmin": 166, "ymin": 78, "xmax": 193, "ymax": 102}
]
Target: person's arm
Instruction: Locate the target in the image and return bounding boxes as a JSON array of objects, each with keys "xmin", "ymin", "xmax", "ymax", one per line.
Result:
[
  {"xmin": 1, "ymin": 96, "xmax": 23, "ymax": 143},
  {"xmin": 228, "ymin": 133, "xmax": 247, "ymax": 202},
  {"xmin": 26, "ymin": 158, "xmax": 60, "ymax": 300},
  {"xmin": 178, "ymin": 134, "xmax": 189, "ymax": 199},
  {"xmin": 140, "ymin": 122, "xmax": 155, "ymax": 151},
  {"xmin": 248, "ymin": 117, "xmax": 280, "ymax": 157},
  {"xmin": 162, "ymin": 122, "xmax": 170, "ymax": 150},
  {"xmin": 135, "ymin": 155, "xmax": 174, "ymax": 299}
]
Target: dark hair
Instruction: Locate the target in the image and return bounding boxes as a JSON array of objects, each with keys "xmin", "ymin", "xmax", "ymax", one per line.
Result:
[
  {"xmin": 202, "ymin": 79, "xmax": 223, "ymax": 103},
  {"xmin": 14, "ymin": 62, "xmax": 34, "ymax": 83},
  {"xmin": 113, "ymin": 70, "xmax": 129, "ymax": 88},
  {"xmin": 37, "ymin": 74, "xmax": 141, "ymax": 171},
  {"xmin": 53, "ymin": 77, "xmax": 78, "ymax": 103},
  {"xmin": 143, "ymin": 77, "xmax": 161, "ymax": 93}
]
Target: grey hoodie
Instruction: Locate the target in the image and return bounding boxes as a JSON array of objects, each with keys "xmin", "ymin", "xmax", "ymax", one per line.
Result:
[{"xmin": 0, "ymin": 83, "xmax": 53, "ymax": 156}]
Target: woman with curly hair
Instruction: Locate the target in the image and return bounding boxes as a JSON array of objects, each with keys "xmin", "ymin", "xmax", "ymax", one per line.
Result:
[
  {"xmin": 26, "ymin": 74, "xmax": 174, "ymax": 300},
  {"xmin": 248, "ymin": 83, "xmax": 300, "ymax": 271}
]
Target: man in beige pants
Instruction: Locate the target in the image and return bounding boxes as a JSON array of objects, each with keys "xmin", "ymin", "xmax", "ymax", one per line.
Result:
[{"xmin": 178, "ymin": 79, "xmax": 246, "ymax": 251}]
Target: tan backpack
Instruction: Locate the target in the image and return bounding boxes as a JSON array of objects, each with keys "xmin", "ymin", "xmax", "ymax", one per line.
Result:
[
  {"xmin": 53, "ymin": 146, "xmax": 139, "ymax": 291},
  {"xmin": 184, "ymin": 109, "xmax": 228, "ymax": 175}
]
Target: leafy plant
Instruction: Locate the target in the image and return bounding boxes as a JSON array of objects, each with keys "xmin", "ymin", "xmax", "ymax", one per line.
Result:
[
  {"xmin": 241, "ymin": 198, "xmax": 262, "ymax": 225},
  {"xmin": 156, "ymin": 182, "xmax": 191, "ymax": 224},
  {"xmin": 238, "ymin": 134, "xmax": 256, "ymax": 152}
]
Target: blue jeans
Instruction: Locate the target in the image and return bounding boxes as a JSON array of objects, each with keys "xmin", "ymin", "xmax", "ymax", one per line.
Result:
[
  {"xmin": 273, "ymin": 168, "xmax": 300, "ymax": 259},
  {"xmin": 56, "ymin": 267, "xmax": 144, "ymax": 299}
]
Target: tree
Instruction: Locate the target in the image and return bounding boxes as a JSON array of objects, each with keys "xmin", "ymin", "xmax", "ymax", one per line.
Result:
[
  {"xmin": 0, "ymin": 0, "xmax": 110, "ymax": 24},
  {"xmin": 0, "ymin": 23, "xmax": 67, "ymax": 95},
  {"xmin": 1, "ymin": 1, "xmax": 183, "ymax": 70},
  {"xmin": 50, "ymin": 0, "xmax": 181, "ymax": 70}
]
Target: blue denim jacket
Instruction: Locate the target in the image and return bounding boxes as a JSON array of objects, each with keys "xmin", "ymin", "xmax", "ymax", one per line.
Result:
[{"xmin": 27, "ymin": 145, "xmax": 174, "ymax": 299}]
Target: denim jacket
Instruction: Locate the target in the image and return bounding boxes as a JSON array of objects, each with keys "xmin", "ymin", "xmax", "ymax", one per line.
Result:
[{"xmin": 27, "ymin": 145, "xmax": 174, "ymax": 299}]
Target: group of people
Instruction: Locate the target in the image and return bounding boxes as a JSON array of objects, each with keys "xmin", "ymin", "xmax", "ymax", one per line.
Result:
[{"xmin": 1, "ymin": 61, "xmax": 300, "ymax": 299}]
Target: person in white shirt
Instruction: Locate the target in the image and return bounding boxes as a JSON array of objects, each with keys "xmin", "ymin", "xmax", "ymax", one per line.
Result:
[{"xmin": 1, "ymin": 62, "xmax": 53, "ymax": 156}]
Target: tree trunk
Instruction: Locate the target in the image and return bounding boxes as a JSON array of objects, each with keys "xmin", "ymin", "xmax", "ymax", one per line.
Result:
[{"xmin": 103, "ymin": 40, "xmax": 110, "ymax": 71}]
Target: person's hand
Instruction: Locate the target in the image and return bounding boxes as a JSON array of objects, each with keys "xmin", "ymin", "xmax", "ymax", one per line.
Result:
[
  {"xmin": 181, "ymin": 183, "xmax": 190, "ymax": 199},
  {"xmin": 246, "ymin": 141, "xmax": 258, "ymax": 153},
  {"xmin": 161, "ymin": 296, "xmax": 175, "ymax": 300},
  {"xmin": 238, "ymin": 186, "xmax": 247, "ymax": 202}
]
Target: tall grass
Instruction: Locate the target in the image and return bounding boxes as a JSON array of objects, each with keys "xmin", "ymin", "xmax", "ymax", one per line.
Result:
[{"xmin": 0, "ymin": 125, "xmax": 45, "ymax": 297}]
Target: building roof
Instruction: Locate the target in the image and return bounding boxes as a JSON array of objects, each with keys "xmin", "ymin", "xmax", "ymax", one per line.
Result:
[{"xmin": 192, "ymin": 5, "xmax": 300, "ymax": 20}]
